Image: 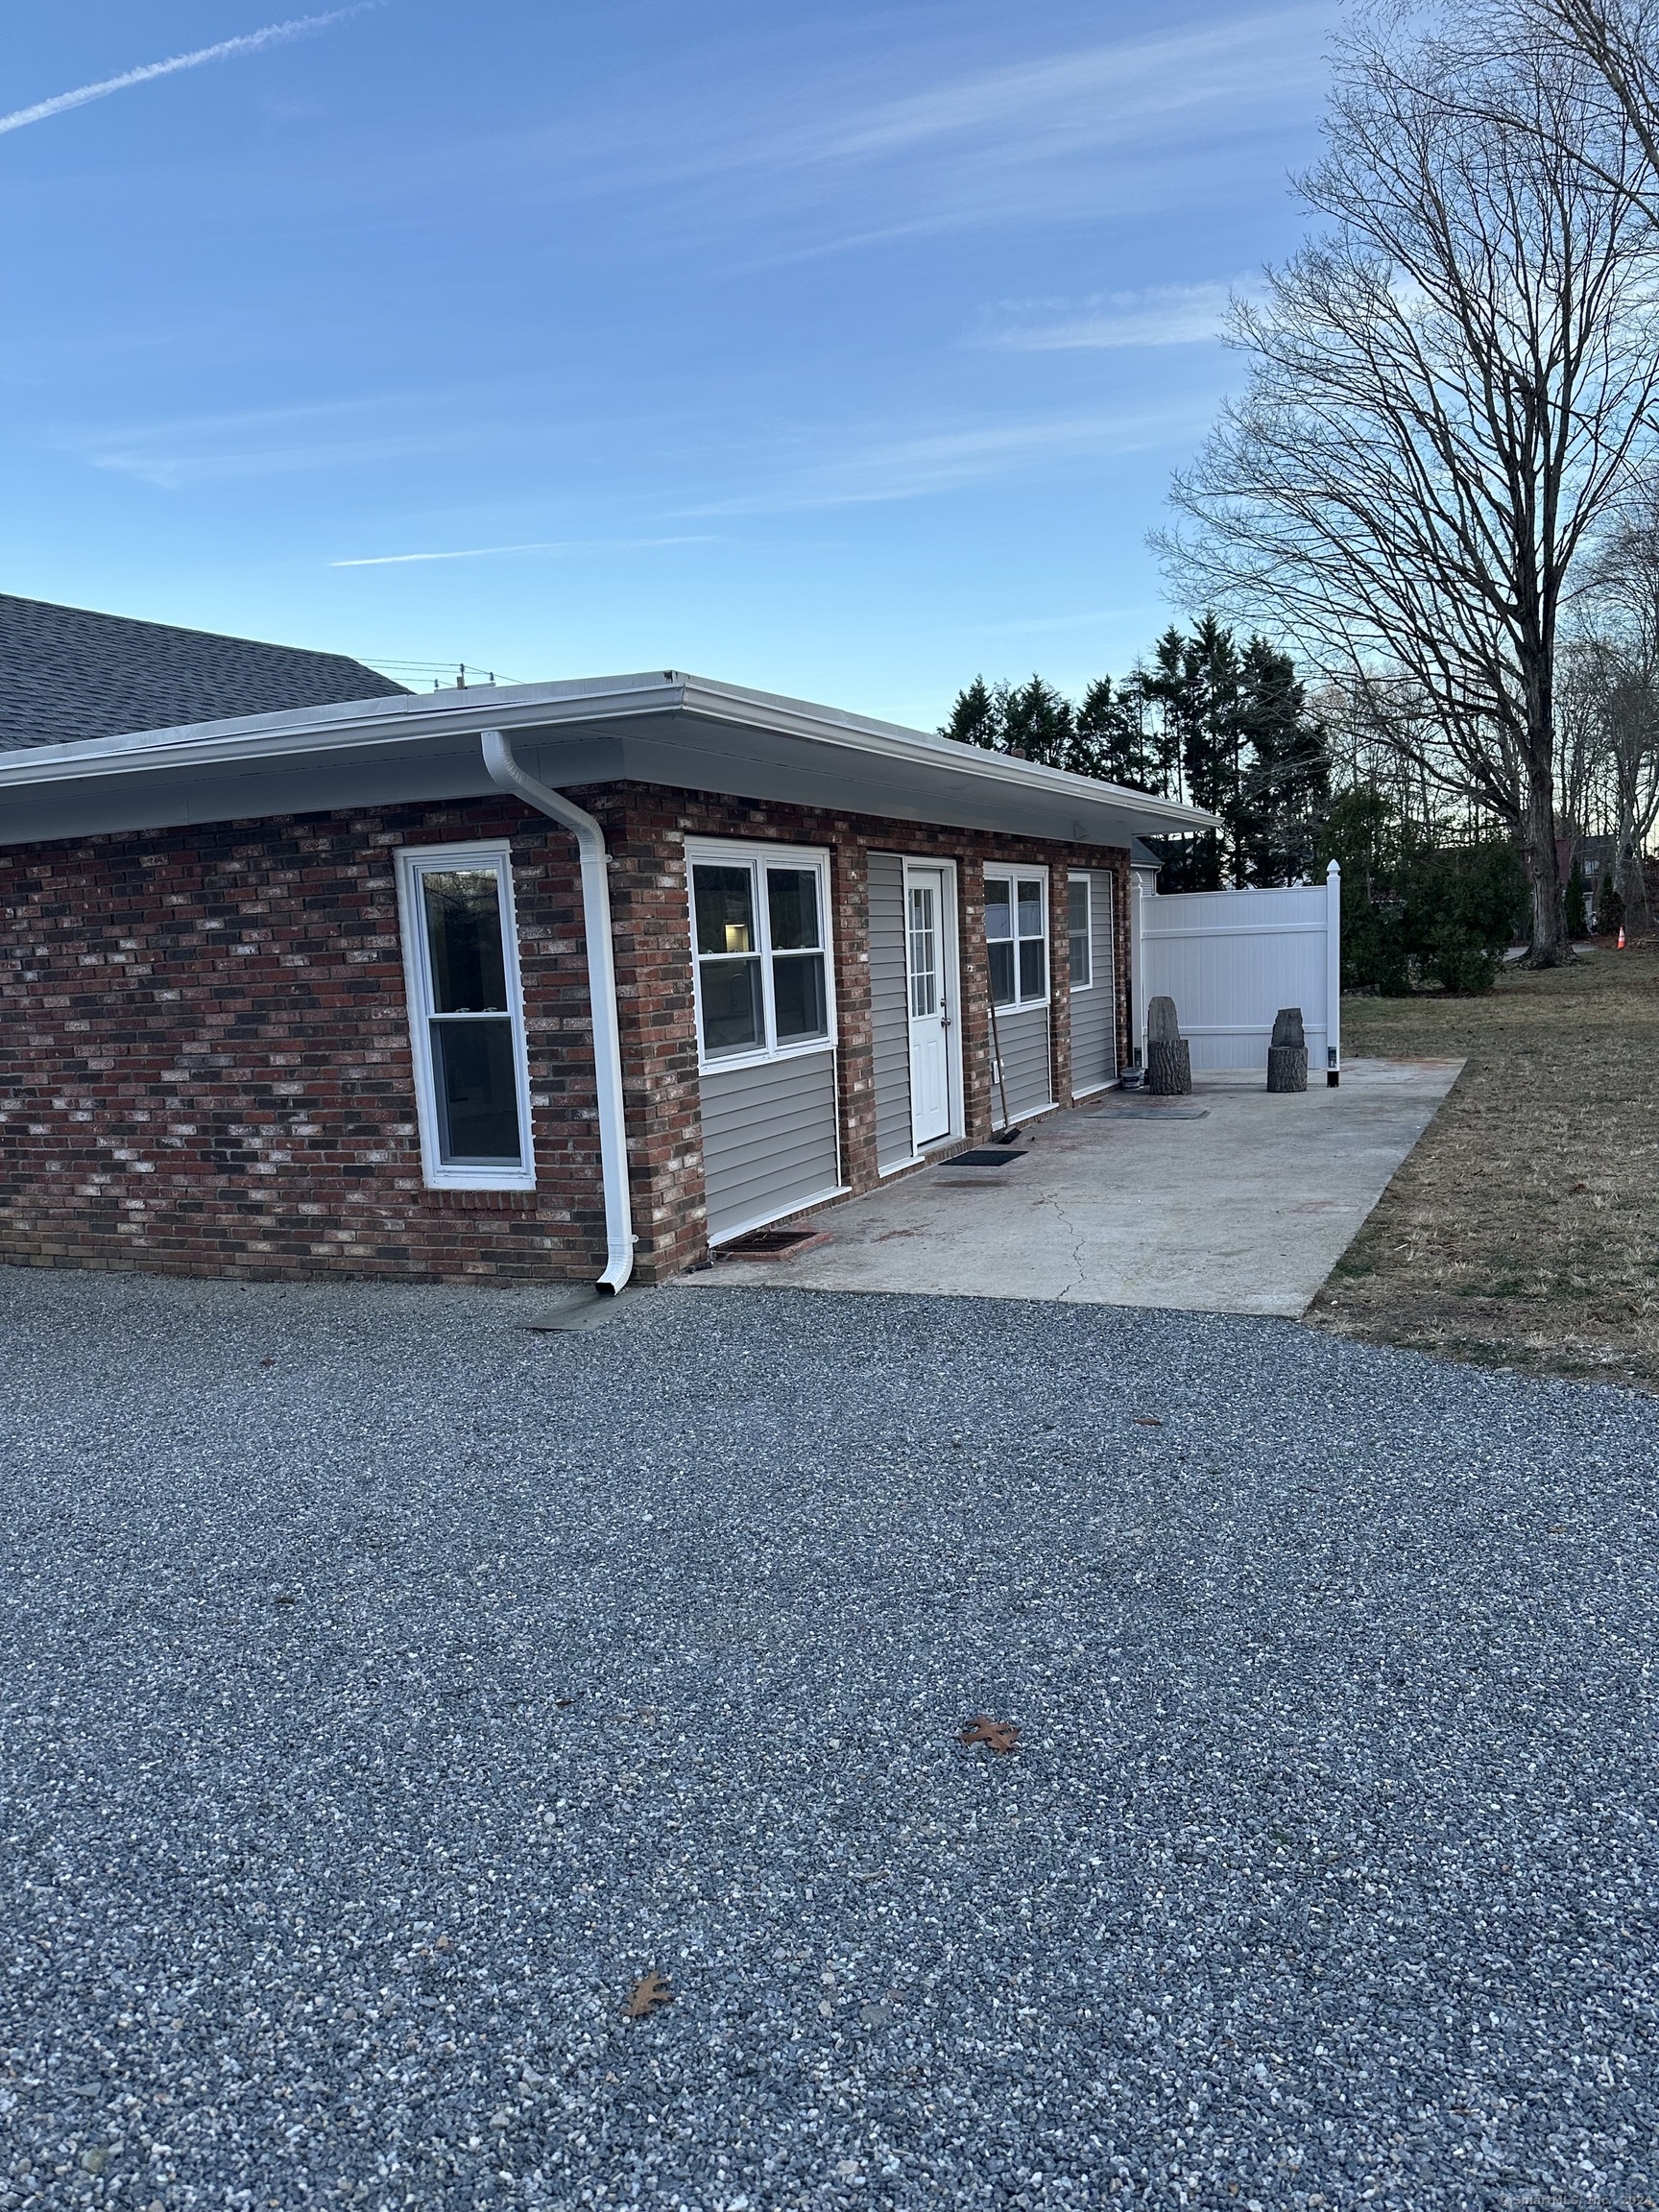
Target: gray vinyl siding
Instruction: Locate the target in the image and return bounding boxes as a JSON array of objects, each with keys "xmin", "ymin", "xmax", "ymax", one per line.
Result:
[
  {"xmin": 868, "ymin": 853, "xmax": 914, "ymax": 1169},
  {"xmin": 1070, "ymin": 871, "xmax": 1117, "ymax": 1094},
  {"xmin": 991, "ymin": 1004, "xmax": 1052, "ymax": 1120},
  {"xmin": 700, "ymin": 1049, "xmax": 841, "ymax": 1241}
]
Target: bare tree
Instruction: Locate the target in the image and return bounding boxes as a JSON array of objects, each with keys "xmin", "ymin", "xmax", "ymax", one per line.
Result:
[
  {"xmin": 1159, "ymin": 22, "xmax": 1659, "ymax": 961},
  {"xmin": 1575, "ymin": 487, "xmax": 1659, "ymax": 909},
  {"xmin": 1515, "ymin": 0, "xmax": 1659, "ymax": 205}
]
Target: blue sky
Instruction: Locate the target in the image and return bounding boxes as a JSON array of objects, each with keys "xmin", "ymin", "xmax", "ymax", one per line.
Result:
[{"xmin": 2, "ymin": 2, "xmax": 1335, "ymax": 727}]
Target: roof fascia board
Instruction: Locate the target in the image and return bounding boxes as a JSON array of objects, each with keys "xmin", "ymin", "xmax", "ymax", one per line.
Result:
[{"xmin": 0, "ymin": 670, "xmax": 1219, "ymax": 836}]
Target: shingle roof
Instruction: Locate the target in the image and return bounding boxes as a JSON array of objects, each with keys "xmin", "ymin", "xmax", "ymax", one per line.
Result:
[{"xmin": 0, "ymin": 593, "xmax": 408, "ymax": 752}]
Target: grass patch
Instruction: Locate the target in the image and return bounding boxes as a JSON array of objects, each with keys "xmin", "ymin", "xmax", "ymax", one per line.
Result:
[{"xmin": 1307, "ymin": 943, "xmax": 1659, "ymax": 1391}]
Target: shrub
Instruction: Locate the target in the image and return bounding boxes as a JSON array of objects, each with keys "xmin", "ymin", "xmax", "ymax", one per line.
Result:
[{"xmin": 1318, "ymin": 794, "xmax": 1526, "ymax": 994}]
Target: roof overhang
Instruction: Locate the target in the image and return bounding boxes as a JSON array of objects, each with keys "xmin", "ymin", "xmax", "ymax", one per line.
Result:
[{"xmin": 0, "ymin": 671, "xmax": 1218, "ymax": 851}]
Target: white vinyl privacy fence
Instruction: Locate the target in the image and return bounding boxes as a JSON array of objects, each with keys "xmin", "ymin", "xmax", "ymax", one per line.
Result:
[{"xmin": 1132, "ymin": 860, "xmax": 1342, "ymax": 1080}]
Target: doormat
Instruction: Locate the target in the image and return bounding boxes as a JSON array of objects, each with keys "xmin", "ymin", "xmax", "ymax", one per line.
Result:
[
  {"xmin": 944, "ymin": 1147, "xmax": 1031, "ymax": 1167},
  {"xmin": 717, "ymin": 1227, "xmax": 832, "ymax": 1260}
]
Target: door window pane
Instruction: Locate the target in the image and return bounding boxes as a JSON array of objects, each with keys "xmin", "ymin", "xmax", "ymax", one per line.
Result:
[
  {"xmin": 908, "ymin": 886, "xmax": 938, "ymax": 1018},
  {"xmin": 431, "ymin": 1019, "xmax": 521, "ymax": 1163},
  {"xmin": 773, "ymin": 952, "xmax": 828, "ymax": 1041},
  {"xmin": 422, "ymin": 870, "xmax": 509, "ymax": 1012},
  {"xmin": 1069, "ymin": 880, "xmax": 1092, "ymax": 988},
  {"xmin": 699, "ymin": 957, "xmax": 765, "ymax": 1054},
  {"xmin": 694, "ymin": 865, "xmax": 757, "ymax": 955},
  {"xmin": 767, "ymin": 868, "xmax": 821, "ymax": 950}
]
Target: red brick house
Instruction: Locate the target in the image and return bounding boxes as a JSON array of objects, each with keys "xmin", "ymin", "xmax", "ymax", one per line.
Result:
[{"xmin": 0, "ymin": 600, "xmax": 1214, "ymax": 1288}]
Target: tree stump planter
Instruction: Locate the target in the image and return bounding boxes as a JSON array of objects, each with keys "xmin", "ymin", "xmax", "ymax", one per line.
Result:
[
  {"xmin": 1143, "ymin": 995, "xmax": 1193, "ymax": 1095},
  {"xmin": 1265, "ymin": 1006, "xmax": 1308, "ymax": 1093},
  {"xmin": 1144, "ymin": 1039, "xmax": 1192, "ymax": 1095}
]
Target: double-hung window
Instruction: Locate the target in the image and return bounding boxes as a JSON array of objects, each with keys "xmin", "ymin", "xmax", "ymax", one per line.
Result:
[
  {"xmin": 1068, "ymin": 877, "xmax": 1094, "ymax": 990},
  {"xmin": 984, "ymin": 869, "xmax": 1048, "ymax": 1009},
  {"xmin": 396, "ymin": 842, "xmax": 536, "ymax": 1190},
  {"xmin": 688, "ymin": 841, "xmax": 833, "ymax": 1066}
]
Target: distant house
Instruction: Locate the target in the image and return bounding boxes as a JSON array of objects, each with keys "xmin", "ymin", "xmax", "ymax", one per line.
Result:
[{"xmin": 0, "ymin": 599, "xmax": 1213, "ymax": 1288}]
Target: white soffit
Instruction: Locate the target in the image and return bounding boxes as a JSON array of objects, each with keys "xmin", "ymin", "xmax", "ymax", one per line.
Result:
[{"xmin": 0, "ymin": 672, "xmax": 1217, "ymax": 848}]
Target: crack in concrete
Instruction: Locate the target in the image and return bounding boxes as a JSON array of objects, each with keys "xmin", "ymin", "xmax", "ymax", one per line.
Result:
[{"xmin": 1038, "ymin": 1190, "xmax": 1091, "ymax": 1302}]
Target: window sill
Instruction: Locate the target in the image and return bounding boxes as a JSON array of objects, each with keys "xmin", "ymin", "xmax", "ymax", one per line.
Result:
[{"xmin": 699, "ymin": 1039, "xmax": 836, "ymax": 1077}]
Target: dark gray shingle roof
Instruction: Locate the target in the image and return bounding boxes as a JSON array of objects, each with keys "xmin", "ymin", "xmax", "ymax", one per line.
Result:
[{"xmin": 0, "ymin": 593, "xmax": 408, "ymax": 752}]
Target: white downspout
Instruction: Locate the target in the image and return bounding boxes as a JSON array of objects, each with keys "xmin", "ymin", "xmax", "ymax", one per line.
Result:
[{"xmin": 480, "ymin": 729, "xmax": 635, "ymax": 1292}]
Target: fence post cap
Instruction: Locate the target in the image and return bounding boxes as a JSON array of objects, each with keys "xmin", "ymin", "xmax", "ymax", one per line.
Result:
[{"xmin": 1326, "ymin": 858, "xmax": 1341, "ymax": 879}]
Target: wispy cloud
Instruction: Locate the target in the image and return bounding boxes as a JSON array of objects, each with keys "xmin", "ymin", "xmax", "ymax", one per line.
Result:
[
  {"xmin": 0, "ymin": 8, "xmax": 375, "ymax": 139},
  {"xmin": 974, "ymin": 280, "xmax": 1258, "ymax": 353},
  {"xmin": 689, "ymin": 406, "xmax": 1211, "ymax": 517},
  {"xmin": 786, "ymin": 12, "xmax": 1322, "ymax": 171},
  {"xmin": 332, "ymin": 536, "xmax": 717, "ymax": 566}
]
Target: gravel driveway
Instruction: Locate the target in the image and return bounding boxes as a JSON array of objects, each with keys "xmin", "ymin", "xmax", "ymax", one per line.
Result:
[{"xmin": 1, "ymin": 1268, "xmax": 1654, "ymax": 2211}]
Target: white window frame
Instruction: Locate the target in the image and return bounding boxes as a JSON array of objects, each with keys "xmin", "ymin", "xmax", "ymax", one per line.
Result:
[
  {"xmin": 1068, "ymin": 872, "xmax": 1094, "ymax": 993},
  {"xmin": 395, "ymin": 840, "xmax": 537, "ymax": 1192},
  {"xmin": 686, "ymin": 838, "xmax": 837, "ymax": 1073},
  {"xmin": 983, "ymin": 866, "xmax": 1049, "ymax": 1011}
]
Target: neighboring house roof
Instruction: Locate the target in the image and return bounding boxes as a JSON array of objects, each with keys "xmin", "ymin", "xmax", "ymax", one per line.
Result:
[
  {"xmin": 0, "ymin": 668, "xmax": 1221, "ymax": 853},
  {"xmin": 0, "ymin": 593, "xmax": 407, "ymax": 752}
]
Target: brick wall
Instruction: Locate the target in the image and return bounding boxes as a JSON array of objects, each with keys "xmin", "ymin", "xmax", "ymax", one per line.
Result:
[{"xmin": 0, "ymin": 782, "xmax": 1130, "ymax": 1285}]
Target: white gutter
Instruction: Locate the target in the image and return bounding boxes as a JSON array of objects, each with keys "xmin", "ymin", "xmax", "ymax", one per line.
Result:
[
  {"xmin": 0, "ymin": 672, "xmax": 1220, "ymax": 837},
  {"xmin": 480, "ymin": 729, "xmax": 635, "ymax": 1294}
]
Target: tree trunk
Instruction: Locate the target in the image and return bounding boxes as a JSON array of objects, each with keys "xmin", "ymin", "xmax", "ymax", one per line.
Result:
[{"xmin": 1524, "ymin": 758, "xmax": 1567, "ymax": 966}]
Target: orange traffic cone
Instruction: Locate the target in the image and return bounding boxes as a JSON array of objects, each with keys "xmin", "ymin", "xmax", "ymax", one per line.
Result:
[{"xmin": 1618, "ymin": 925, "xmax": 1627, "ymax": 949}]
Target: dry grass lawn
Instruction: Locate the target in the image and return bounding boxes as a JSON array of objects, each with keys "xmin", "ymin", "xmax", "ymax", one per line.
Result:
[{"xmin": 1308, "ymin": 942, "xmax": 1659, "ymax": 1390}]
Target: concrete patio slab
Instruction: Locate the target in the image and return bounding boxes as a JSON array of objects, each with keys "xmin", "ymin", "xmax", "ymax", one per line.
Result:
[{"xmin": 688, "ymin": 1055, "xmax": 1463, "ymax": 1315}]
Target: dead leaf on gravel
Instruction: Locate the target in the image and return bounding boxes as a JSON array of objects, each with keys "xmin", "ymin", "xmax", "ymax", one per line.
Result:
[
  {"xmin": 1133, "ymin": 1415, "xmax": 1165, "ymax": 1428},
  {"xmin": 958, "ymin": 1715, "xmax": 1021, "ymax": 1755},
  {"xmin": 622, "ymin": 1970, "xmax": 675, "ymax": 2019}
]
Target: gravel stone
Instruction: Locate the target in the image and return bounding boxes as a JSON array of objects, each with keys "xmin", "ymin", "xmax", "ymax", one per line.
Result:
[{"xmin": 0, "ymin": 1265, "xmax": 1655, "ymax": 2210}]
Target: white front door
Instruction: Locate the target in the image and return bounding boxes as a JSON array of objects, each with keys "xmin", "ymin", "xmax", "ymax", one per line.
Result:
[{"xmin": 905, "ymin": 865, "xmax": 952, "ymax": 1148}]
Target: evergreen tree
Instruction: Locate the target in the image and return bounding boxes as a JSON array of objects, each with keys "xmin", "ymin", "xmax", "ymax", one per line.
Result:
[
  {"xmin": 1236, "ymin": 636, "xmax": 1332, "ymax": 883},
  {"xmin": 1076, "ymin": 674, "xmax": 1166, "ymax": 792},
  {"xmin": 1139, "ymin": 618, "xmax": 1242, "ymax": 888},
  {"xmin": 941, "ymin": 675, "xmax": 1001, "ymax": 749},
  {"xmin": 998, "ymin": 675, "xmax": 1075, "ymax": 767},
  {"xmin": 939, "ymin": 625, "xmax": 1332, "ymax": 894}
]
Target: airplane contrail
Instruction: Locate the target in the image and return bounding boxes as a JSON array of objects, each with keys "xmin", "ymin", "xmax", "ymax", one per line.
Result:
[{"xmin": 0, "ymin": 8, "xmax": 374, "ymax": 138}]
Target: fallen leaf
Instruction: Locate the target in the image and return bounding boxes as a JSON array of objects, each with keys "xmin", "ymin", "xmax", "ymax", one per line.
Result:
[
  {"xmin": 622, "ymin": 1970, "xmax": 675, "ymax": 2020},
  {"xmin": 274, "ymin": 1594, "xmax": 297, "ymax": 1608},
  {"xmin": 434, "ymin": 1935, "xmax": 452, "ymax": 1952},
  {"xmin": 259, "ymin": 1358, "xmax": 275, "ymax": 1368},
  {"xmin": 556, "ymin": 1698, "xmax": 576, "ymax": 1708},
  {"xmin": 958, "ymin": 1715, "xmax": 1021, "ymax": 1756},
  {"xmin": 1133, "ymin": 1416, "xmax": 1164, "ymax": 1428}
]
